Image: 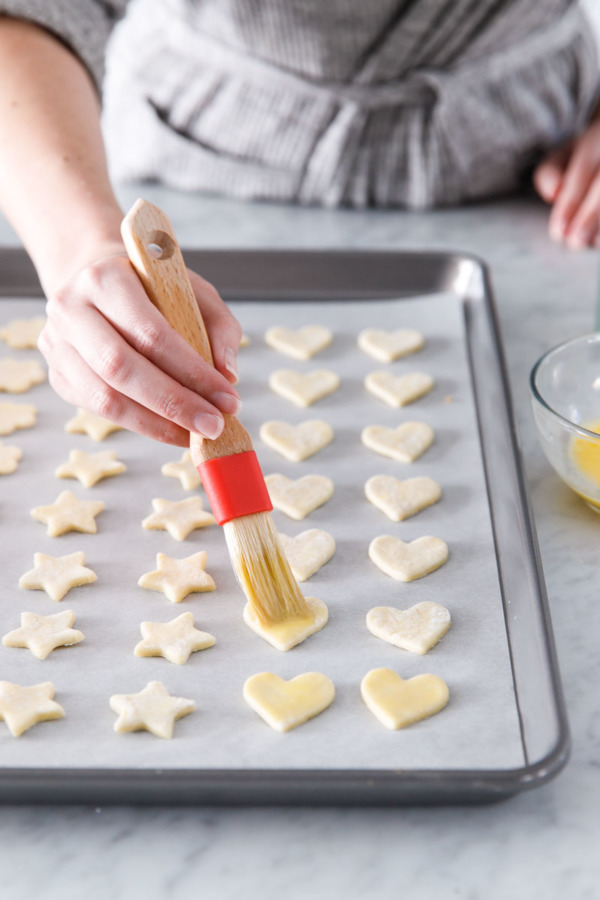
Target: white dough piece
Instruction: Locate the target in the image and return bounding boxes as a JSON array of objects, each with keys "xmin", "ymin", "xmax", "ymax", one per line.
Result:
[
  {"xmin": 361, "ymin": 422, "xmax": 434, "ymax": 462},
  {"xmin": 364, "ymin": 371, "xmax": 434, "ymax": 408},
  {"xmin": 265, "ymin": 325, "xmax": 332, "ymax": 359},
  {"xmin": 366, "ymin": 603, "xmax": 451, "ymax": 654},
  {"xmin": 260, "ymin": 420, "xmax": 334, "ymax": 461},
  {"xmin": 265, "ymin": 473, "xmax": 334, "ymax": 519},
  {"xmin": 269, "ymin": 369, "xmax": 340, "ymax": 407},
  {"xmin": 279, "ymin": 529, "xmax": 336, "ymax": 581},
  {"xmin": 358, "ymin": 328, "xmax": 424, "ymax": 362},
  {"xmin": 365, "ymin": 475, "xmax": 441, "ymax": 521},
  {"xmin": 369, "ymin": 535, "xmax": 448, "ymax": 582}
]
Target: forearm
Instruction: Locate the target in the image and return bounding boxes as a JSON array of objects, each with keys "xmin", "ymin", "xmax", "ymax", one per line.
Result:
[{"xmin": 0, "ymin": 17, "xmax": 124, "ymax": 292}]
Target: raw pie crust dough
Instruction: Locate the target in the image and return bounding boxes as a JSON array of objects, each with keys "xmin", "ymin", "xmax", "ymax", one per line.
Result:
[
  {"xmin": 0, "ymin": 401, "xmax": 36, "ymax": 436},
  {"xmin": 134, "ymin": 611, "xmax": 215, "ymax": 665},
  {"xmin": 269, "ymin": 369, "xmax": 340, "ymax": 407},
  {"xmin": 0, "ymin": 358, "xmax": 46, "ymax": 393},
  {"xmin": 358, "ymin": 328, "xmax": 424, "ymax": 362},
  {"xmin": 366, "ymin": 602, "xmax": 451, "ymax": 654},
  {"xmin": 369, "ymin": 535, "xmax": 449, "ymax": 582},
  {"xmin": 0, "ymin": 315, "xmax": 46, "ymax": 349},
  {"xmin": 0, "ymin": 681, "xmax": 64, "ymax": 737},
  {"xmin": 0, "ymin": 439, "xmax": 22, "ymax": 474},
  {"xmin": 265, "ymin": 325, "xmax": 333, "ymax": 360},
  {"xmin": 244, "ymin": 672, "xmax": 335, "ymax": 732},
  {"xmin": 361, "ymin": 422, "xmax": 434, "ymax": 462},
  {"xmin": 260, "ymin": 420, "xmax": 334, "ymax": 462},
  {"xmin": 138, "ymin": 551, "xmax": 216, "ymax": 603},
  {"xmin": 279, "ymin": 529, "xmax": 335, "ymax": 582},
  {"xmin": 2, "ymin": 609, "xmax": 84, "ymax": 659},
  {"xmin": 361, "ymin": 668, "xmax": 449, "ymax": 730},
  {"xmin": 265, "ymin": 473, "xmax": 334, "ymax": 519},
  {"xmin": 161, "ymin": 449, "xmax": 202, "ymax": 491},
  {"xmin": 56, "ymin": 448, "xmax": 126, "ymax": 487},
  {"xmin": 19, "ymin": 551, "xmax": 97, "ymax": 602},
  {"xmin": 109, "ymin": 681, "xmax": 195, "ymax": 739},
  {"xmin": 365, "ymin": 475, "xmax": 441, "ymax": 521},
  {"xmin": 65, "ymin": 407, "xmax": 124, "ymax": 441},
  {"xmin": 142, "ymin": 497, "xmax": 215, "ymax": 541},
  {"xmin": 364, "ymin": 371, "xmax": 434, "ymax": 408},
  {"xmin": 243, "ymin": 596, "xmax": 329, "ymax": 651},
  {"xmin": 31, "ymin": 489, "xmax": 105, "ymax": 536}
]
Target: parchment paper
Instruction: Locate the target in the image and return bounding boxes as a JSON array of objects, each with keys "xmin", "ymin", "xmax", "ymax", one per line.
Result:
[{"xmin": 0, "ymin": 294, "xmax": 525, "ymax": 771}]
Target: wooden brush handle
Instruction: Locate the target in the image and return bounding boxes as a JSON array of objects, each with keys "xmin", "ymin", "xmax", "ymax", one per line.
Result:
[{"xmin": 121, "ymin": 198, "xmax": 251, "ymax": 459}]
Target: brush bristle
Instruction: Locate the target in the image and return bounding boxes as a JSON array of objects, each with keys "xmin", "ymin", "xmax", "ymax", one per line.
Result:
[{"xmin": 223, "ymin": 512, "xmax": 311, "ymax": 625}]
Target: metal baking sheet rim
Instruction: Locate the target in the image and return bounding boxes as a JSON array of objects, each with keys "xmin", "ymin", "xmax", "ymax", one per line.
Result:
[{"xmin": 0, "ymin": 247, "xmax": 570, "ymax": 805}]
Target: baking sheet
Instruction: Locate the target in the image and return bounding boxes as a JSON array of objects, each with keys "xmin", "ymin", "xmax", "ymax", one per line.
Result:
[{"xmin": 0, "ymin": 293, "xmax": 524, "ymax": 772}]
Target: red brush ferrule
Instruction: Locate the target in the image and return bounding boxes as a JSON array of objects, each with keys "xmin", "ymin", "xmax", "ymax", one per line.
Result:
[{"xmin": 198, "ymin": 450, "xmax": 273, "ymax": 526}]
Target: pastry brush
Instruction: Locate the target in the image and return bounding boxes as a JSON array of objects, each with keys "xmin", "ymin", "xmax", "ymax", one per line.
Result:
[{"xmin": 121, "ymin": 198, "xmax": 311, "ymax": 625}]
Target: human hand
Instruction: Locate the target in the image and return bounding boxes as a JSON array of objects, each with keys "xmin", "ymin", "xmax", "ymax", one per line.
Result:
[
  {"xmin": 533, "ymin": 109, "xmax": 600, "ymax": 250},
  {"xmin": 38, "ymin": 247, "xmax": 242, "ymax": 446}
]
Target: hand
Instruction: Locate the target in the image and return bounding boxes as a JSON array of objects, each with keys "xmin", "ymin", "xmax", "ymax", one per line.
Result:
[
  {"xmin": 533, "ymin": 108, "xmax": 600, "ymax": 250},
  {"xmin": 38, "ymin": 247, "xmax": 242, "ymax": 446}
]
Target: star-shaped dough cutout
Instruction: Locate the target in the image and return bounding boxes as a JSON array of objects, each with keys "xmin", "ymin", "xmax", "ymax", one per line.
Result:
[
  {"xmin": 134, "ymin": 612, "xmax": 215, "ymax": 664},
  {"xmin": 65, "ymin": 407, "xmax": 123, "ymax": 441},
  {"xmin": 19, "ymin": 551, "xmax": 97, "ymax": 602},
  {"xmin": 31, "ymin": 489, "xmax": 105, "ymax": 536},
  {"xmin": 161, "ymin": 449, "xmax": 201, "ymax": 491},
  {"xmin": 55, "ymin": 448, "xmax": 126, "ymax": 487},
  {"xmin": 0, "ymin": 439, "xmax": 22, "ymax": 474},
  {"xmin": 0, "ymin": 681, "xmax": 64, "ymax": 737},
  {"xmin": 142, "ymin": 498, "xmax": 215, "ymax": 541},
  {"xmin": 0, "ymin": 315, "xmax": 46, "ymax": 349},
  {"xmin": 109, "ymin": 681, "xmax": 195, "ymax": 739},
  {"xmin": 0, "ymin": 401, "xmax": 36, "ymax": 435},
  {"xmin": 138, "ymin": 551, "xmax": 215, "ymax": 603},
  {"xmin": 0, "ymin": 357, "xmax": 46, "ymax": 393},
  {"xmin": 2, "ymin": 609, "xmax": 84, "ymax": 659}
]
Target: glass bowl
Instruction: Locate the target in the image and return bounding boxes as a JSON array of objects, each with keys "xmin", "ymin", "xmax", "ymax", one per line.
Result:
[{"xmin": 531, "ymin": 332, "xmax": 600, "ymax": 512}]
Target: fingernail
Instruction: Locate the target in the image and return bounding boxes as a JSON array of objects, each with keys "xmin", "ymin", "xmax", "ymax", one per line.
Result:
[
  {"xmin": 194, "ymin": 412, "xmax": 223, "ymax": 439},
  {"xmin": 225, "ymin": 347, "xmax": 239, "ymax": 383},
  {"xmin": 212, "ymin": 391, "xmax": 241, "ymax": 416},
  {"xmin": 549, "ymin": 219, "xmax": 565, "ymax": 242}
]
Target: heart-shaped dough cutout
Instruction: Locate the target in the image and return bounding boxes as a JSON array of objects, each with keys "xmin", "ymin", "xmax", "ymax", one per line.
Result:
[
  {"xmin": 266, "ymin": 474, "xmax": 334, "ymax": 519},
  {"xmin": 279, "ymin": 529, "xmax": 336, "ymax": 581},
  {"xmin": 358, "ymin": 328, "xmax": 424, "ymax": 362},
  {"xmin": 365, "ymin": 371, "xmax": 434, "ymax": 408},
  {"xmin": 369, "ymin": 535, "xmax": 448, "ymax": 581},
  {"xmin": 361, "ymin": 668, "xmax": 449, "ymax": 729},
  {"xmin": 366, "ymin": 602, "xmax": 451, "ymax": 654},
  {"xmin": 260, "ymin": 420, "xmax": 334, "ymax": 461},
  {"xmin": 244, "ymin": 672, "xmax": 335, "ymax": 732},
  {"xmin": 269, "ymin": 369, "xmax": 340, "ymax": 407},
  {"xmin": 361, "ymin": 422, "xmax": 434, "ymax": 462},
  {"xmin": 265, "ymin": 326, "xmax": 333, "ymax": 360},
  {"xmin": 365, "ymin": 475, "xmax": 441, "ymax": 521},
  {"xmin": 243, "ymin": 596, "xmax": 328, "ymax": 651}
]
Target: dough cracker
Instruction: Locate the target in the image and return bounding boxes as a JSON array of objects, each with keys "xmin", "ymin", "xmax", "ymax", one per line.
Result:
[
  {"xmin": 0, "ymin": 681, "xmax": 64, "ymax": 737},
  {"xmin": 243, "ymin": 596, "xmax": 328, "ymax": 651},
  {"xmin": 265, "ymin": 473, "xmax": 334, "ymax": 519},
  {"xmin": 361, "ymin": 668, "xmax": 449, "ymax": 730},
  {"xmin": 366, "ymin": 603, "xmax": 451, "ymax": 654},
  {"xmin": 369, "ymin": 535, "xmax": 448, "ymax": 582},
  {"xmin": 55, "ymin": 448, "xmax": 126, "ymax": 487},
  {"xmin": 279, "ymin": 529, "xmax": 335, "ymax": 581},
  {"xmin": 364, "ymin": 371, "xmax": 434, "ymax": 408},
  {"xmin": 31, "ymin": 489, "xmax": 105, "ymax": 536},
  {"xmin": 0, "ymin": 439, "xmax": 22, "ymax": 474},
  {"xmin": 260, "ymin": 420, "xmax": 334, "ymax": 461},
  {"xmin": 2, "ymin": 609, "xmax": 84, "ymax": 659},
  {"xmin": 0, "ymin": 315, "xmax": 46, "ymax": 349},
  {"xmin": 65, "ymin": 407, "xmax": 123, "ymax": 441},
  {"xmin": 138, "ymin": 551, "xmax": 215, "ymax": 603},
  {"xmin": 358, "ymin": 328, "xmax": 424, "ymax": 362},
  {"xmin": 265, "ymin": 325, "xmax": 332, "ymax": 359},
  {"xmin": 244, "ymin": 672, "xmax": 335, "ymax": 732},
  {"xmin": 0, "ymin": 401, "xmax": 36, "ymax": 436},
  {"xmin": 109, "ymin": 681, "xmax": 195, "ymax": 739},
  {"xmin": 269, "ymin": 369, "xmax": 340, "ymax": 407},
  {"xmin": 134, "ymin": 611, "xmax": 215, "ymax": 664},
  {"xmin": 19, "ymin": 551, "xmax": 97, "ymax": 602},
  {"xmin": 161, "ymin": 449, "xmax": 202, "ymax": 491},
  {"xmin": 0, "ymin": 358, "xmax": 46, "ymax": 393},
  {"xmin": 365, "ymin": 475, "xmax": 441, "ymax": 521},
  {"xmin": 361, "ymin": 422, "xmax": 434, "ymax": 462},
  {"xmin": 142, "ymin": 497, "xmax": 215, "ymax": 541}
]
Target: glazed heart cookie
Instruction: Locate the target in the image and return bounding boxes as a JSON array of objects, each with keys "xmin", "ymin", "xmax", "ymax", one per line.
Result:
[
  {"xmin": 361, "ymin": 422, "xmax": 434, "ymax": 462},
  {"xmin": 369, "ymin": 535, "xmax": 448, "ymax": 581},
  {"xmin": 244, "ymin": 672, "xmax": 335, "ymax": 732},
  {"xmin": 265, "ymin": 473, "xmax": 334, "ymax": 519},
  {"xmin": 361, "ymin": 668, "xmax": 449, "ymax": 729},
  {"xmin": 364, "ymin": 371, "xmax": 434, "ymax": 408},
  {"xmin": 365, "ymin": 475, "xmax": 441, "ymax": 522},
  {"xmin": 279, "ymin": 529, "xmax": 336, "ymax": 581},
  {"xmin": 358, "ymin": 328, "xmax": 424, "ymax": 362},
  {"xmin": 269, "ymin": 369, "xmax": 340, "ymax": 407},
  {"xmin": 243, "ymin": 596, "xmax": 328, "ymax": 651},
  {"xmin": 265, "ymin": 325, "xmax": 333, "ymax": 360},
  {"xmin": 366, "ymin": 602, "xmax": 451, "ymax": 654},
  {"xmin": 260, "ymin": 420, "xmax": 334, "ymax": 462}
]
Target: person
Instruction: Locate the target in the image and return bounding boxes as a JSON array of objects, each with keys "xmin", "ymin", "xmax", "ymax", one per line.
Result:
[{"xmin": 0, "ymin": 1, "xmax": 598, "ymax": 446}]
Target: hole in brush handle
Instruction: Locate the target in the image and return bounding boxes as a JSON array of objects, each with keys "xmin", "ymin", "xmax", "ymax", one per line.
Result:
[{"xmin": 146, "ymin": 230, "xmax": 176, "ymax": 260}]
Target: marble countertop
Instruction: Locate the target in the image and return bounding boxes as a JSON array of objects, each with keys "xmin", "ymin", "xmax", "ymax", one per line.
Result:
[{"xmin": 0, "ymin": 186, "xmax": 598, "ymax": 899}]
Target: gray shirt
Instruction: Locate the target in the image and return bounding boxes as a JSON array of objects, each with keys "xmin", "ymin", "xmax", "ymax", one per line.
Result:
[{"xmin": 1, "ymin": 0, "xmax": 598, "ymax": 207}]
